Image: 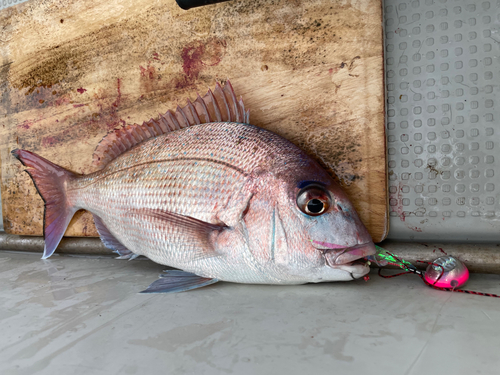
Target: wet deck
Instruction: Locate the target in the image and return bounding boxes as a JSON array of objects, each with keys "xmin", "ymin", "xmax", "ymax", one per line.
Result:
[{"xmin": 0, "ymin": 251, "xmax": 498, "ymax": 374}]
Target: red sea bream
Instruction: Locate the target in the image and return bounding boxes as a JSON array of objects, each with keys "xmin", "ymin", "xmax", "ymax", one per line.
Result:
[{"xmin": 12, "ymin": 81, "xmax": 375, "ymax": 293}]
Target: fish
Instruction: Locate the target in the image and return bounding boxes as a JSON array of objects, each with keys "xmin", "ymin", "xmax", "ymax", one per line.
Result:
[{"xmin": 12, "ymin": 80, "xmax": 376, "ymax": 293}]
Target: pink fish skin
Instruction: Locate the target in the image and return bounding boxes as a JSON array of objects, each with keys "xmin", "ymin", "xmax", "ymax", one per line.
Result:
[
  {"xmin": 12, "ymin": 121, "xmax": 375, "ymax": 286},
  {"xmin": 11, "ymin": 82, "xmax": 375, "ymax": 290}
]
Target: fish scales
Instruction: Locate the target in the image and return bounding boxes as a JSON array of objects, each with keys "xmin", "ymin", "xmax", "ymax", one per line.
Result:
[
  {"xmin": 12, "ymin": 82, "xmax": 376, "ymax": 292},
  {"xmin": 69, "ymin": 122, "xmax": 308, "ymax": 282}
]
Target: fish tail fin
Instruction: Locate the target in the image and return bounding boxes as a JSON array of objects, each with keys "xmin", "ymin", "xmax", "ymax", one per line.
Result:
[{"xmin": 11, "ymin": 149, "xmax": 79, "ymax": 259}]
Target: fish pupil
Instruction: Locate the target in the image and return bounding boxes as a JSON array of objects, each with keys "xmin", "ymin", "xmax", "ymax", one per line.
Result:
[{"xmin": 307, "ymin": 199, "xmax": 324, "ymax": 213}]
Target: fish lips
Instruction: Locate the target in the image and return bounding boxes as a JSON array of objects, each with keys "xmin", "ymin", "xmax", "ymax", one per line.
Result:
[{"xmin": 318, "ymin": 242, "xmax": 376, "ymax": 267}]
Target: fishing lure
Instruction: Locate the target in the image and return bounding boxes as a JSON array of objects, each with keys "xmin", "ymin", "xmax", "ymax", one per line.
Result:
[{"xmin": 365, "ymin": 246, "xmax": 500, "ymax": 298}]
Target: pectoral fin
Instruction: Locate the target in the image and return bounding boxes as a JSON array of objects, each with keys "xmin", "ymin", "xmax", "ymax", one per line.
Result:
[
  {"xmin": 140, "ymin": 270, "xmax": 218, "ymax": 294},
  {"xmin": 129, "ymin": 208, "xmax": 227, "ymax": 259}
]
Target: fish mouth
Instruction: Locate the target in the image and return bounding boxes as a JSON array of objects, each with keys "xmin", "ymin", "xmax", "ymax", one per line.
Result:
[{"xmin": 313, "ymin": 241, "xmax": 376, "ymax": 275}]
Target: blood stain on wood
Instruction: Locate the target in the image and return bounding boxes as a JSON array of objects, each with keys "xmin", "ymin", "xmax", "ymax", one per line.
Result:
[
  {"xmin": 17, "ymin": 120, "xmax": 33, "ymax": 130},
  {"xmin": 40, "ymin": 78, "xmax": 125, "ymax": 148},
  {"xmin": 175, "ymin": 37, "xmax": 226, "ymax": 89},
  {"xmin": 111, "ymin": 78, "xmax": 122, "ymax": 108},
  {"xmin": 140, "ymin": 65, "xmax": 155, "ymax": 80},
  {"xmin": 139, "ymin": 65, "xmax": 159, "ymax": 94}
]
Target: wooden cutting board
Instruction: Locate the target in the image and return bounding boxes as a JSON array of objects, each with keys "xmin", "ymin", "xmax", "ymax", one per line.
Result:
[{"xmin": 0, "ymin": 0, "xmax": 387, "ymax": 241}]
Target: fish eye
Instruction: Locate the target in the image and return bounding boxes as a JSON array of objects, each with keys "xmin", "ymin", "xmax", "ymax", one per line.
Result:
[
  {"xmin": 307, "ymin": 199, "xmax": 325, "ymax": 214},
  {"xmin": 296, "ymin": 184, "xmax": 331, "ymax": 216}
]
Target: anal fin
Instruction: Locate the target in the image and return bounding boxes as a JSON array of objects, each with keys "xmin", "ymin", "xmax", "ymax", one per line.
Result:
[{"xmin": 140, "ymin": 270, "xmax": 218, "ymax": 294}]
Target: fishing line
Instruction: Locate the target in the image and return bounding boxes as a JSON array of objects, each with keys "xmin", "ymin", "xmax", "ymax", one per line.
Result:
[{"xmin": 365, "ymin": 246, "xmax": 500, "ymax": 299}]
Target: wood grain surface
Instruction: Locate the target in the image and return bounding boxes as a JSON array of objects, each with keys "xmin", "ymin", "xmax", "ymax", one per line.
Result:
[{"xmin": 0, "ymin": 0, "xmax": 387, "ymax": 241}]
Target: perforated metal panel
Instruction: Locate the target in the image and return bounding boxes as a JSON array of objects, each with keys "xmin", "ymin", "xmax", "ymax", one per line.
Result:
[
  {"xmin": 0, "ymin": 0, "xmax": 29, "ymax": 11},
  {"xmin": 384, "ymin": 0, "xmax": 500, "ymax": 241}
]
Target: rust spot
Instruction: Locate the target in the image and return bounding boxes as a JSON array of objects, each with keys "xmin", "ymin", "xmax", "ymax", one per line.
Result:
[
  {"xmin": 408, "ymin": 226, "xmax": 422, "ymax": 232},
  {"xmin": 426, "ymin": 163, "xmax": 442, "ymax": 175}
]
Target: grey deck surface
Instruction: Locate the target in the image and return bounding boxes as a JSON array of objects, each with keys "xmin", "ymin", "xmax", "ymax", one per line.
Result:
[{"xmin": 0, "ymin": 251, "xmax": 499, "ymax": 375}]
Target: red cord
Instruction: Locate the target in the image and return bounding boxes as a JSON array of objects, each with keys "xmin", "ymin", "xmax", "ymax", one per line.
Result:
[
  {"xmin": 376, "ymin": 260, "xmax": 500, "ymax": 299},
  {"xmin": 378, "ymin": 268, "xmax": 414, "ymax": 278},
  {"xmin": 418, "ymin": 273, "xmax": 500, "ymax": 298}
]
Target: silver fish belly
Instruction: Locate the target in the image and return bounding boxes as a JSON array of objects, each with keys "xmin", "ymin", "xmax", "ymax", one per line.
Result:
[
  {"xmin": 72, "ymin": 122, "xmax": 305, "ymax": 283},
  {"xmin": 12, "ymin": 81, "xmax": 375, "ymax": 293}
]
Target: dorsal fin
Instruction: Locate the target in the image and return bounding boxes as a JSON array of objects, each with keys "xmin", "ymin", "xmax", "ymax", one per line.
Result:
[{"xmin": 92, "ymin": 80, "xmax": 250, "ymax": 168}]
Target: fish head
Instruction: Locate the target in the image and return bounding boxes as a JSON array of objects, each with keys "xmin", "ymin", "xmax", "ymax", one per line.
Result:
[{"xmin": 274, "ymin": 163, "xmax": 376, "ymax": 281}]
